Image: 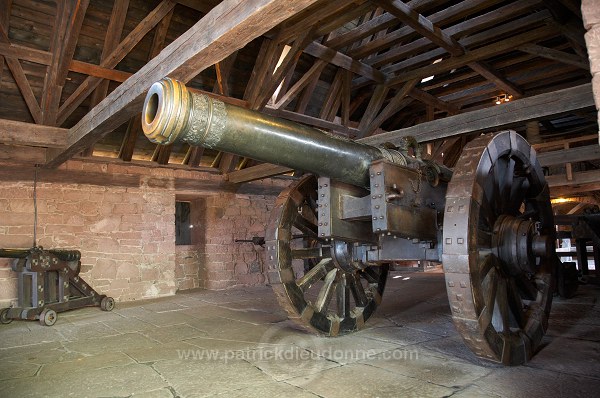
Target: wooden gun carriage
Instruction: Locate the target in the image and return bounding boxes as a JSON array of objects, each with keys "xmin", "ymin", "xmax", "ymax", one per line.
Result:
[{"xmin": 142, "ymin": 78, "xmax": 557, "ymax": 365}]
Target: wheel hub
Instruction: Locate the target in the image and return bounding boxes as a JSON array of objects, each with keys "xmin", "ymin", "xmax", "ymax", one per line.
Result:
[
  {"xmin": 493, "ymin": 215, "xmax": 551, "ymax": 275},
  {"xmin": 331, "ymin": 240, "xmax": 368, "ymax": 272}
]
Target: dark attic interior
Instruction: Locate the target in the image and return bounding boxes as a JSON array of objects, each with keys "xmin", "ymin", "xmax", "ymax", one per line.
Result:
[{"xmin": 0, "ymin": 1, "xmax": 599, "ymax": 397}]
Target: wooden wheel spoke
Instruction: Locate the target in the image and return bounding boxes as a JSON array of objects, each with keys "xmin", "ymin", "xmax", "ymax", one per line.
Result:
[
  {"xmin": 361, "ymin": 267, "xmax": 380, "ymax": 283},
  {"xmin": 348, "ymin": 272, "xmax": 368, "ymax": 307},
  {"xmin": 291, "ymin": 247, "xmax": 324, "ymax": 259},
  {"xmin": 297, "ymin": 258, "xmax": 332, "ymax": 292},
  {"xmin": 479, "ymin": 254, "xmax": 497, "ymax": 278},
  {"xmin": 336, "ymin": 273, "xmax": 351, "ymax": 318},
  {"xmin": 507, "ymin": 278, "xmax": 525, "ymax": 328},
  {"xmin": 501, "ymin": 158, "xmax": 515, "ymax": 211},
  {"xmin": 495, "ymin": 277, "xmax": 511, "ymax": 332},
  {"xmin": 477, "ymin": 228, "xmax": 493, "ymax": 248},
  {"xmin": 479, "ymin": 267, "xmax": 499, "ymax": 328},
  {"xmin": 293, "ymin": 212, "xmax": 318, "ymax": 237},
  {"xmin": 315, "ymin": 268, "xmax": 337, "ymax": 313},
  {"xmin": 516, "ymin": 275, "xmax": 540, "ymax": 301}
]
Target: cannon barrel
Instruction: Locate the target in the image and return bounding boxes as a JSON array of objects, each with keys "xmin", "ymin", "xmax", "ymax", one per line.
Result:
[{"xmin": 142, "ymin": 78, "xmax": 405, "ymax": 187}]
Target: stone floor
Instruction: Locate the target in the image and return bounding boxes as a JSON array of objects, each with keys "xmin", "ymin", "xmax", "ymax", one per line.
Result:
[{"xmin": 1, "ymin": 270, "xmax": 599, "ymax": 398}]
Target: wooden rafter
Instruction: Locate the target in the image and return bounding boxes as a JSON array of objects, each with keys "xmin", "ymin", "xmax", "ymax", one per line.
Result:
[
  {"xmin": 45, "ymin": 0, "xmax": 321, "ymax": 168},
  {"xmin": 41, "ymin": 0, "xmax": 89, "ymax": 126},
  {"xmin": 518, "ymin": 43, "xmax": 590, "ymax": 70},
  {"xmin": 361, "ymin": 79, "xmax": 418, "ymax": 137},
  {"xmin": 213, "ymin": 51, "xmax": 238, "ymax": 95},
  {"xmin": 0, "ymin": 0, "xmax": 11, "ymax": 86},
  {"xmin": 273, "ymin": 59, "xmax": 326, "ymax": 110},
  {"xmin": 0, "ymin": 30, "xmax": 42, "ymax": 124},
  {"xmin": 0, "ymin": 119, "xmax": 67, "ymax": 148},
  {"xmin": 359, "ymin": 83, "xmax": 594, "ymax": 146},
  {"xmin": 253, "ymin": 26, "xmax": 316, "ymax": 110},
  {"xmin": 56, "ymin": 0, "xmax": 177, "ymax": 126},
  {"xmin": 89, "ymin": 0, "xmax": 131, "ymax": 111},
  {"xmin": 183, "ymin": 146, "xmax": 204, "ymax": 167},
  {"xmin": 386, "ymin": 25, "xmax": 558, "ymax": 87},
  {"xmin": 408, "ymin": 87, "xmax": 459, "ymax": 115}
]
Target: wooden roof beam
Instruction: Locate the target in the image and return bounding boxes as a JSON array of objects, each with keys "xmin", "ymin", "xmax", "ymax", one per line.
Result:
[
  {"xmin": 538, "ymin": 145, "xmax": 600, "ymax": 166},
  {"xmin": 0, "ymin": 119, "xmax": 68, "ymax": 148},
  {"xmin": 0, "ymin": 0, "xmax": 12, "ymax": 88},
  {"xmin": 518, "ymin": 43, "xmax": 590, "ymax": 70},
  {"xmin": 57, "ymin": 0, "xmax": 177, "ymax": 126},
  {"xmin": 41, "ymin": 0, "xmax": 89, "ymax": 126},
  {"xmin": 45, "ymin": 0, "xmax": 320, "ymax": 168},
  {"xmin": 408, "ymin": 87, "xmax": 459, "ymax": 114},
  {"xmin": 358, "ymin": 83, "xmax": 594, "ymax": 146}
]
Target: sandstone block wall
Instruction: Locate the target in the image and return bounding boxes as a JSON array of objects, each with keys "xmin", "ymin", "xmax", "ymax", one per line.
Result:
[
  {"xmin": 0, "ymin": 182, "xmax": 176, "ymax": 307},
  {"xmin": 0, "ymin": 159, "xmax": 286, "ymax": 307}
]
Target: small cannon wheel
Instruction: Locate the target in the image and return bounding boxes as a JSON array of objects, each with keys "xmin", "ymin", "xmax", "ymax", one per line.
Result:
[
  {"xmin": 443, "ymin": 131, "xmax": 554, "ymax": 365},
  {"xmin": 101, "ymin": 297, "xmax": 115, "ymax": 311},
  {"xmin": 266, "ymin": 175, "xmax": 388, "ymax": 336},
  {"xmin": 0, "ymin": 308, "xmax": 13, "ymax": 324},
  {"xmin": 39, "ymin": 309, "xmax": 58, "ymax": 326}
]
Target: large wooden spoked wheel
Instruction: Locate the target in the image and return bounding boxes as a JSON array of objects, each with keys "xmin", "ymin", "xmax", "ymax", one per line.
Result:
[
  {"xmin": 443, "ymin": 131, "xmax": 555, "ymax": 365},
  {"xmin": 266, "ymin": 175, "xmax": 388, "ymax": 336}
]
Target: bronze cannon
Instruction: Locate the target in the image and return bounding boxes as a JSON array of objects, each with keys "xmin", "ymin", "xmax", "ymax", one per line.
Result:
[{"xmin": 142, "ymin": 78, "xmax": 556, "ymax": 365}]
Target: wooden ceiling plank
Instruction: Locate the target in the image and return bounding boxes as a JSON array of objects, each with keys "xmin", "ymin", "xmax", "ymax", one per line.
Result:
[
  {"xmin": 359, "ymin": 10, "xmax": 552, "ymax": 88},
  {"xmin": 40, "ymin": 0, "xmax": 89, "ymax": 126},
  {"xmin": 386, "ymin": 25, "xmax": 558, "ymax": 87},
  {"xmin": 358, "ymin": 83, "xmax": 594, "ymax": 146},
  {"xmin": 366, "ymin": 0, "xmax": 540, "ymax": 68},
  {"xmin": 273, "ymin": 59, "xmax": 326, "ymax": 110},
  {"xmin": 0, "ymin": 119, "xmax": 67, "ymax": 147},
  {"xmin": 362, "ymin": 79, "xmax": 418, "ymax": 137},
  {"xmin": 518, "ymin": 43, "xmax": 590, "ymax": 70},
  {"xmin": 227, "ymin": 162, "xmax": 293, "ymax": 184},
  {"xmin": 325, "ymin": 12, "xmax": 396, "ymax": 50},
  {"xmin": 373, "ymin": 0, "xmax": 524, "ymax": 98},
  {"xmin": 373, "ymin": 0, "xmax": 464, "ymax": 56},
  {"xmin": 350, "ymin": 0, "xmax": 502, "ymax": 60},
  {"xmin": 45, "ymin": 0, "xmax": 320, "ymax": 168},
  {"xmin": 56, "ymin": 0, "xmax": 177, "ymax": 126},
  {"xmin": 312, "ymin": 2, "xmax": 375, "ymax": 40}
]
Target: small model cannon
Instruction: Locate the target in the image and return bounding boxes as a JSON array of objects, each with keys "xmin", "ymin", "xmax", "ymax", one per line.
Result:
[
  {"xmin": 142, "ymin": 78, "xmax": 557, "ymax": 365},
  {"xmin": 0, "ymin": 247, "xmax": 114, "ymax": 326}
]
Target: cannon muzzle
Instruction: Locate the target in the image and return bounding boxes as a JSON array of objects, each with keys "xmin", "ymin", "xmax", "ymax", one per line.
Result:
[{"xmin": 142, "ymin": 78, "xmax": 403, "ymax": 187}]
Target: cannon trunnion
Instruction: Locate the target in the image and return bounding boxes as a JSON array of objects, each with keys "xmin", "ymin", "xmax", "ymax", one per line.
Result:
[{"xmin": 143, "ymin": 78, "xmax": 556, "ymax": 365}]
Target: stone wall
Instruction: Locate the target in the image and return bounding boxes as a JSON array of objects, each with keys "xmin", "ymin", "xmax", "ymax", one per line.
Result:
[
  {"xmin": 0, "ymin": 159, "xmax": 286, "ymax": 307},
  {"xmin": 0, "ymin": 181, "xmax": 177, "ymax": 307},
  {"xmin": 200, "ymin": 193, "xmax": 274, "ymax": 290},
  {"xmin": 582, "ymin": 0, "xmax": 600, "ymax": 141}
]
